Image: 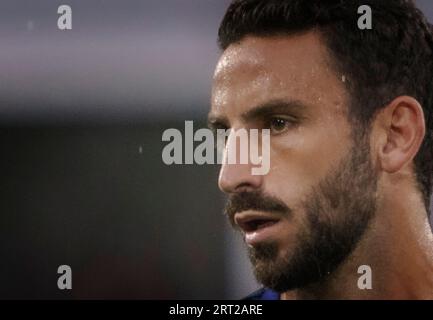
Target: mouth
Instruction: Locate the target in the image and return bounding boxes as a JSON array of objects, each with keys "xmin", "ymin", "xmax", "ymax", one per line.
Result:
[{"xmin": 235, "ymin": 212, "xmax": 283, "ymax": 246}]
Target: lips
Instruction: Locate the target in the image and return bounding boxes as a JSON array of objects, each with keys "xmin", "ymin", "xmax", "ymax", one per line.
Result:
[{"xmin": 234, "ymin": 212, "xmax": 282, "ymax": 245}]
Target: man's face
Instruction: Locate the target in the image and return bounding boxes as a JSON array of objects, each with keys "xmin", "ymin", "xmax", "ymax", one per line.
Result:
[{"xmin": 209, "ymin": 32, "xmax": 379, "ymax": 292}]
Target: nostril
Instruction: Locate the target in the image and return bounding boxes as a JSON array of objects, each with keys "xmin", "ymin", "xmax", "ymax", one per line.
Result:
[{"xmin": 234, "ymin": 183, "xmax": 258, "ymax": 194}]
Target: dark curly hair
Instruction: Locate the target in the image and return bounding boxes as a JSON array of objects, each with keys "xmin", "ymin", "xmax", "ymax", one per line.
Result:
[{"xmin": 218, "ymin": 0, "xmax": 433, "ymax": 214}]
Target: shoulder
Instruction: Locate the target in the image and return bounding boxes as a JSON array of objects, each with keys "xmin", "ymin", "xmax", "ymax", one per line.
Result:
[{"xmin": 242, "ymin": 288, "xmax": 280, "ymax": 300}]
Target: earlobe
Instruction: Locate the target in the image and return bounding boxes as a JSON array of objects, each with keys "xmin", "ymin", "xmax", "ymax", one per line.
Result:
[{"xmin": 377, "ymin": 96, "xmax": 425, "ymax": 174}]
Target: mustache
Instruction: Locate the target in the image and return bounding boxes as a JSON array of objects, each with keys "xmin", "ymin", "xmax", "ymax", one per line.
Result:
[{"xmin": 224, "ymin": 191, "xmax": 291, "ymax": 226}]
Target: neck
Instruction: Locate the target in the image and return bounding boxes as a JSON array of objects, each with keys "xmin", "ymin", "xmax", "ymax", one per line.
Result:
[{"xmin": 281, "ymin": 179, "xmax": 433, "ymax": 300}]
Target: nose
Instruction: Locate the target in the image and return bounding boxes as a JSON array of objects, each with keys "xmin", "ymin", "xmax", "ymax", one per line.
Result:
[
  {"xmin": 218, "ymin": 162, "xmax": 263, "ymax": 194},
  {"xmin": 218, "ymin": 130, "xmax": 264, "ymax": 194}
]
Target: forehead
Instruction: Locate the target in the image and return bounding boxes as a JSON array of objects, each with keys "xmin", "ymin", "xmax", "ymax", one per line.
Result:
[{"xmin": 210, "ymin": 32, "xmax": 348, "ymax": 120}]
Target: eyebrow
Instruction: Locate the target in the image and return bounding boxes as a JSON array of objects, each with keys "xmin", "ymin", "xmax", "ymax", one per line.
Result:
[
  {"xmin": 207, "ymin": 114, "xmax": 229, "ymax": 131},
  {"xmin": 208, "ymin": 99, "xmax": 307, "ymax": 129},
  {"xmin": 241, "ymin": 99, "xmax": 307, "ymax": 122}
]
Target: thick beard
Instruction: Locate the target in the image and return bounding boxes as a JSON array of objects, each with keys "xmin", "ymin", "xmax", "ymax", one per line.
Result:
[{"xmin": 248, "ymin": 134, "xmax": 378, "ymax": 293}]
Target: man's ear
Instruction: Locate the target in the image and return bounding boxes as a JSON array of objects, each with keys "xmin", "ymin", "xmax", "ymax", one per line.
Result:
[{"xmin": 375, "ymin": 96, "xmax": 425, "ymax": 173}]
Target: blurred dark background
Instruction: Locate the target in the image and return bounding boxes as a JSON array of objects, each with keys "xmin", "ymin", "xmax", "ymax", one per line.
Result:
[
  {"xmin": 1, "ymin": 0, "xmax": 432, "ymax": 299},
  {"xmin": 0, "ymin": 0, "xmax": 257, "ymax": 299}
]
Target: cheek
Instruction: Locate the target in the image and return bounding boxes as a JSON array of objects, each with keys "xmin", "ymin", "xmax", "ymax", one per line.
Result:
[{"xmin": 263, "ymin": 123, "xmax": 352, "ymax": 204}]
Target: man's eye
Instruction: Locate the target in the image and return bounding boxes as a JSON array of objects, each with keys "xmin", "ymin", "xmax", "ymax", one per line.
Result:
[{"xmin": 268, "ymin": 117, "xmax": 293, "ymax": 134}]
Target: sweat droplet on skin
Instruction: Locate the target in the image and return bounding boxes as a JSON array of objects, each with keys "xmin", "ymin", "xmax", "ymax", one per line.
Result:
[{"xmin": 342, "ymin": 75, "xmax": 347, "ymax": 83}]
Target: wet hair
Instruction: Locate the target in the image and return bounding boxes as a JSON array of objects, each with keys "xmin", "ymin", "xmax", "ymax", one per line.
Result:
[{"xmin": 218, "ymin": 0, "xmax": 433, "ymax": 214}]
